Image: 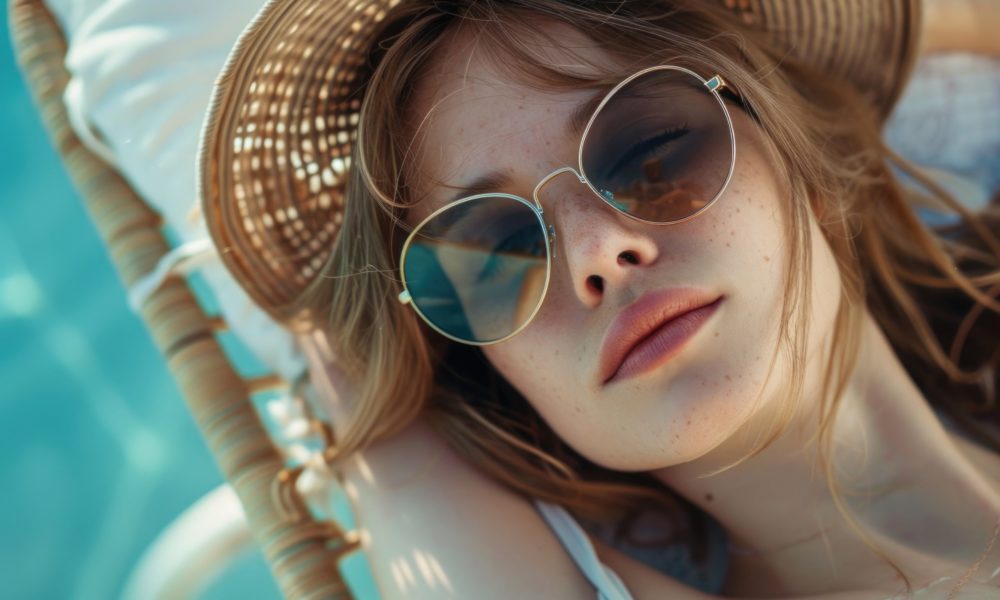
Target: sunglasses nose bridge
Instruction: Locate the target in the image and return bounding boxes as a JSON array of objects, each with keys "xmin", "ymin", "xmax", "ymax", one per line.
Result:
[
  {"xmin": 532, "ymin": 166, "xmax": 585, "ymax": 212},
  {"xmin": 533, "ymin": 166, "xmax": 585, "ymax": 260}
]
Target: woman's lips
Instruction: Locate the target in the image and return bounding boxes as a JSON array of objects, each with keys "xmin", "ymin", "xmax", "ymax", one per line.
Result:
[{"xmin": 600, "ymin": 290, "xmax": 723, "ymax": 385}]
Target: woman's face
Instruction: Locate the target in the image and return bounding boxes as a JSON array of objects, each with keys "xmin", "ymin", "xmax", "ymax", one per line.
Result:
[{"xmin": 403, "ymin": 23, "xmax": 842, "ymax": 471}]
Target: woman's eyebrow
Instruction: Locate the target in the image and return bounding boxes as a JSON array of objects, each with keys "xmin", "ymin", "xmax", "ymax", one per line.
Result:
[{"xmin": 447, "ymin": 170, "xmax": 512, "ymax": 203}]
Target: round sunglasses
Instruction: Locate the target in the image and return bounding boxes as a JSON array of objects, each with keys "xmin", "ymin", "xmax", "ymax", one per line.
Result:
[{"xmin": 397, "ymin": 65, "xmax": 737, "ymax": 345}]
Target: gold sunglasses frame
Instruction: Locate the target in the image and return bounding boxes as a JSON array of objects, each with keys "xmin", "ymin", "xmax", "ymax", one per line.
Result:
[{"xmin": 397, "ymin": 64, "xmax": 738, "ymax": 346}]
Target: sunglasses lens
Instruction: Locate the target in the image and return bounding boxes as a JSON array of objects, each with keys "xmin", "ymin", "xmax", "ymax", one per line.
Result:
[
  {"xmin": 581, "ymin": 68, "xmax": 734, "ymax": 223},
  {"xmin": 402, "ymin": 195, "xmax": 549, "ymax": 344}
]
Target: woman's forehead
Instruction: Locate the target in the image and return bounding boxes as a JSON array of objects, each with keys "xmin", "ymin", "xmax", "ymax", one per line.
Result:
[
  {"xmin": 418, "ymin": 17, "xmax": 618, "ymax": 92},
  {"xmin": 405, "ymin": 21, "xmax": 615, "ymax": 212}
]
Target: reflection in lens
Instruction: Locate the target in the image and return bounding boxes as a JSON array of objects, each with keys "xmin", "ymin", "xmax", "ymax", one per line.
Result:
[
  {"xmin": 402, "ymin": 195, "xmax": 549, "ymax": 343},
  {"xmin": 581, "ymin": 67, "xmax": 734, "ymax": 223}
]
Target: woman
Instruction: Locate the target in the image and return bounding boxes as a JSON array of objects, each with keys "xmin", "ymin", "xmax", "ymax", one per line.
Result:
[{"xmin": 199, "ymin": 0, "xmax": 1000, "ymax": 597}]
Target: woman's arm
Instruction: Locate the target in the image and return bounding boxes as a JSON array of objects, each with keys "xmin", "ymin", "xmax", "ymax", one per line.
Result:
[
  {"xmin": 337, "ymin": 417, "xmax": 602, "ymax": 599},
  {"xmin": 921, "ymin": 0, "xmax": 1000, "ymax": 56},
  {"xmin": 339, "ymin": 417, "xmax": 747, "ymax": 599}
]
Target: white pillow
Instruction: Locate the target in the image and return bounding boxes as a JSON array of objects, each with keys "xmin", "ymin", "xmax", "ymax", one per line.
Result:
[
  {"xmin": 47, "ymin": 0, "xmax": 306, "ymax": 382},
  {"xmin": 885, "ymin": 53, "xmax": 1000, "ymax": 212}
]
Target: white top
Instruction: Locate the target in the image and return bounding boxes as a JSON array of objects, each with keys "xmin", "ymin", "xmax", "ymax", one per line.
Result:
[
  {"xmin": 534, "ymin": 500, "xmax": 635, "ymax": 600},
  {"xmin": 46, "ymin": 0, "xmax": 307, "ymax": 382},
  {"xmin": 534, "ymin": 498, "xmax": 732, "ymax": 598}
]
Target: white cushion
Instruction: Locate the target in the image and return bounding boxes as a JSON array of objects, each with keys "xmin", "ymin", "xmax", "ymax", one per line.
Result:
[
  {"xmin": 885, "ymin": 53, "xmax": 1000, "ymax": 212},
  {"xmin": 46, "ymin": 0, "xmax": 306, "ymax": 382}
]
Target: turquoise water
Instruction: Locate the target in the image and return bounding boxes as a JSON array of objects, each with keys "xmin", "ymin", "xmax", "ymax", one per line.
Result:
[{"xmin": 0, "ymin": 10, "xmax": 376, "ymax": 600}]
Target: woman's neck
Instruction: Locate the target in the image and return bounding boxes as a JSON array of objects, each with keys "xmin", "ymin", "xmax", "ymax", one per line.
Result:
[{"xmin": 651, "ymin": 312, "xmax": 1000, "ymax": 596}]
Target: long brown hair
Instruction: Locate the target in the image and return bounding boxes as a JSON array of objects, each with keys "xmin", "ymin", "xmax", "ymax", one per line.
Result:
[{"xmin": 296, "ymin": 0, "xmax": 1000, "ymax": 588}]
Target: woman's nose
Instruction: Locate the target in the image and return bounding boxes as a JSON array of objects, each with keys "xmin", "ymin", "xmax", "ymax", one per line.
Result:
[{"xmin": 547, "ymin": 186, "xmax": 660, "ymax": 308}]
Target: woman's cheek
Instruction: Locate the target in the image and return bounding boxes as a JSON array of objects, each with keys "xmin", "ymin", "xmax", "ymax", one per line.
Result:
[{"xmin": 484, "ymin": 321, "xmax": 578, "ymax": 405}]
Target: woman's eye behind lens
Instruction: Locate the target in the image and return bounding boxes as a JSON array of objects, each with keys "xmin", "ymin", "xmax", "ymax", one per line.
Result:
[
  {"xmin": 604, "ymin": 125, "xmax": 690, "ymax": 181},
  {"xmin": 478, "ymin": 224, "xmax": 546, "ymax": 282}
]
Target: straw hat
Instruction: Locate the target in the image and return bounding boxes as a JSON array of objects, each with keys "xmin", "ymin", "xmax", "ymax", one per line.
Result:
[{"xmin": 198, "ymin": 0, "xmax": 922, "ymax": 325}]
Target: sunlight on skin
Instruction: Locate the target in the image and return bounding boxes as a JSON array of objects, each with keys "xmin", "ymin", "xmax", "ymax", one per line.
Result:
[
  {"xmin": 427, "ymin": 552, "xmax": 453, "ymax": 591},
  {"xmin": 399, "ymin": 560, "xmax": 416, "ymax": 586},
  {"xmin": 389, "ymin": 549, "xmax": 456, "ymax": 593},
  {"xmin": 389, "ymin": 558, "xmax": 417, "ymax": 589},
  {"xmin": 413, "ymin": 550, "xmax": 434, "ymax": 581},
  {"xmin": 414, "ymin": 549, "xmax": 454, "ymax": 592},
  {"xmin": 370, "ymin": 531, "xmax": 454, "ymax": 592},
  {"xmin": 390, "ymin": 561, "xmax": 405, "ymax": 590},
  {"xmin": 342, "ymin": 479, "xmax": 358, "ymax": 498},
  {"xmin": 351, "ymin": 456, "xmax": 376, "ymax": 484}
]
